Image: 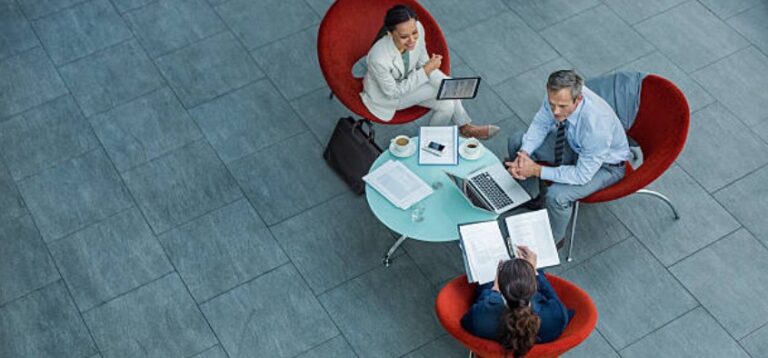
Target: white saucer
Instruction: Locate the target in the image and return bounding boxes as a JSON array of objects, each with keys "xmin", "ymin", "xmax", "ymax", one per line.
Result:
[
  {"xmin": 390, "ymin": 142, "xmax": 416, "ymax": 158},
  {"xmin": 459, "ymin": 142, "xmax": 485, "ymax": 160}
]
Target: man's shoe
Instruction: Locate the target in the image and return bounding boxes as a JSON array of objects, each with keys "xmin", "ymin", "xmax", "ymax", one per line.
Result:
[
  {"xmin": 521, "ymin": 194, "xmax": 545, "ymax": 210},
  {"xmin": 460, "ymin": 124, "xmax": 500, "ymax": 140}
]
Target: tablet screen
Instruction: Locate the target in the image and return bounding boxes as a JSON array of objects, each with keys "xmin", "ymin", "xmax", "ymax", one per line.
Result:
[{"xmin": 436, "ymin": 77, "xmax": 481, "ymax": 100}]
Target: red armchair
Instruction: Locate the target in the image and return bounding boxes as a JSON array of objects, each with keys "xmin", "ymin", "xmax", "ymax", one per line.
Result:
[
  {"xmin": 436, "ymin": 274, "xmax": 597, "ymax": 358},
  {"xmin": 565, "ymin": 74, "xmax": 690, "ymax": 261},
  {"xmin": 317, "ymin": 0, "xmax": 450, "ymax": 124}
]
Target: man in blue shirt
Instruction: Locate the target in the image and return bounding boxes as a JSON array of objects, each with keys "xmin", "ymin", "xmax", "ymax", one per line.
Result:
[{"xmin": 507, "ymin": 70, "xmax": 630, "ymax": 244}]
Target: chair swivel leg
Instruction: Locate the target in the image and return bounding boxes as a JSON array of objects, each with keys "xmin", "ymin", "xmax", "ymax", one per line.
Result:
[
  {"xmin": 636, "ymin": 189, "xmax": 680, "ymax": 219},
  {"xmin": 566, "ymin": 201, "xmax": 580, "ymax": 262}
]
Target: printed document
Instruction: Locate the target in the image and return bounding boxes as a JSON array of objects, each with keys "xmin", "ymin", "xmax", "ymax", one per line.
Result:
[
  {"xmin": 419, "ymin": 126, "xmax": 458, "ymax": 165},
  {"xmin": 458, "ymin": 209, "xmax": 559, "ymax": 284},
  {"xmin": 363, "ymin": 160, "xmax": 433, "ymax": 209}
]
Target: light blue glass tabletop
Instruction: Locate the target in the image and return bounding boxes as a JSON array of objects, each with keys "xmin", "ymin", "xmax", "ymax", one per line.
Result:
[{"xmin": 366, "ymin": 137, "xmax": 500, "ymax": 243}]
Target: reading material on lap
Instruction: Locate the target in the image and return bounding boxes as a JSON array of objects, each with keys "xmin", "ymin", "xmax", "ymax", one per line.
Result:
[
  {"xmin": 363, "ymin": 160, "xmax": 433, "ymax": 210},
  {"xmin": 459, "ymin": 209, "xmax": 559, "ymax": 284}
]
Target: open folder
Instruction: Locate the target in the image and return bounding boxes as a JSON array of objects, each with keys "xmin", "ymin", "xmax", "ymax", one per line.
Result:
[{"xmin": 458, "ymin": 209, "xmax": 560, "ymax": 284}]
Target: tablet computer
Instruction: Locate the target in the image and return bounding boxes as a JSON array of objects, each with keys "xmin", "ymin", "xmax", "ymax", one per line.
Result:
[{"xmin": 436, "ymin": 77, "xmax": 481, "ymax": 100}]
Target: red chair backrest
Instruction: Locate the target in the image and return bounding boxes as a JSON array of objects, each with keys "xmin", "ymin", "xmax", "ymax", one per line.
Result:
[
  {"xmin": 317, "ymin": 0, "xmax": 450, "ymax": 124},
  {"xmin": 582, "ymin": 74, "xmax": 690, "ymax": 203},
  {"xmin": 435, "ymin": 274, "xmax": 598, "ymax": 358}
]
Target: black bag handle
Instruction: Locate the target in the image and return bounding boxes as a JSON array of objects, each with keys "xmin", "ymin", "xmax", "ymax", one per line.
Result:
[{"xmin": 352, "ymin": 119, "xmax": 376, "ymax": 142}]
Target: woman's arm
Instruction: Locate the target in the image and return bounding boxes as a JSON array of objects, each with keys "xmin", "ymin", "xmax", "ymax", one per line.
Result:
[{"xmin": 367, "ymin": 59, "xmax": 429, "ymax": 100}]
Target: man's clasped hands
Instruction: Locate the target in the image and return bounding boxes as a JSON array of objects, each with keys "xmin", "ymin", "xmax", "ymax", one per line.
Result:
[{"xmin": 505, "ymin": 151, "xmax": 542, "ymax": 180}]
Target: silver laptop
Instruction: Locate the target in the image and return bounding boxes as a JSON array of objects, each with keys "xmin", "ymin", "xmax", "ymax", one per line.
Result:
[{"xmin": 445, "ymin": 163, "xmax": 531, "ymax": 214}]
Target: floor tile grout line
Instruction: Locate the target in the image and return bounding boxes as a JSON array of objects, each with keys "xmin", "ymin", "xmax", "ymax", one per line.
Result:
[
  {"xmin": 184, "ymin": 343, "xmax": 220, "ymax": 358},
  {"xmin": 260, "ymin": 190, "xmax": 348, "ymax": 229},
  {"xmin": 44, "ymin": 205, "xmax": 136, "ymax": 246},
  {"xmin": 664, "ymin": 225, "xmax": 742, "ymax": 269},
  {"xmin": 80, "ymin": 270, "xmax": 175, "ymax": 315},
  {"xmin": 630, "ymin": 0, "xmax": 697, "ymax": 28},
  {"xmin": 709, "ymin": 160, "xmax": 768, "ymax": 197},
  {"xmin": 615, "ymin": 304, "xmax": 701, "ymax": 352},
  {"xmin": 286, "ymin": 333, "xmax": 345, "ymax": 358},
  {"xmin": 710, "ymin": 190, "xmax": 768, "ymax": 255},
  {"xmin": 0, "ymin": 274, "xmax": 60, "ymax": 310},
  {"xmin": 552, "ymin": 227, "xmax": 633, "ymax": 278},
  {"xmin": 47, "ymin": 30, "xmax": 135, "ymax": 70},
  {"xmin": 522, "ymin": 1, "xmax": 603, "ymax": 34},
  {"xmin": 741, "ymin": 320, "xmax": 768, "ymax": 345},
  {"xmin": 721, "ymin": 1, "xmax": 764, "ymax": 21},
  {"xmin": 18, "ymin": 0, "xmax": 91, "ymax": 21},
  {"xmin": 139, "ymin": 27, "xmax": 230, "ymax": 61}
]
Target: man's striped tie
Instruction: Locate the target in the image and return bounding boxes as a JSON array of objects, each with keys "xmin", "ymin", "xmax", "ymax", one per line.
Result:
[{"xmin": 553, "ymin": 122, "xmax": 566, "ymax": 166}]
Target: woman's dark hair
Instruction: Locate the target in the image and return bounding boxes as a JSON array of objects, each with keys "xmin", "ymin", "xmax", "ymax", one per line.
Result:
[
  {"xmin": 497, "ymin": 259, "xmax": 541, "ymax": 357},
  {"xmin": 373, "ymin": 4, "xmax": 418, "ymax": 45}
]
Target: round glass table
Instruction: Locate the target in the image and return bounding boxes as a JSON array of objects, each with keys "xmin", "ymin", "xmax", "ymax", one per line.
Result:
[{"xmin": 366, "ymin": 137, "xmax": 500, "ymax": 266}]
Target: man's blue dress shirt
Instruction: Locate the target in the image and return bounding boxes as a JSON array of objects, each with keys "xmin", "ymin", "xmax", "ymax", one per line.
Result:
[{"xmin": 520, "ymin": 86, "xmax": 630, "ymax": 185}]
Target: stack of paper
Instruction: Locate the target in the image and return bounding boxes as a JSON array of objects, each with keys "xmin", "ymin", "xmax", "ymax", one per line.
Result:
[
  {"xmin": 419, "ymin": 126, "xmax": 458, "ymax": 165},
  {"xmin": 363, "ymin": 160, "xmax": 433, "ymax": 209}
]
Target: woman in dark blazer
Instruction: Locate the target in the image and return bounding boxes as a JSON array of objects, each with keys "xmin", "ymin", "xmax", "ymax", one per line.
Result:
[{"xmin": 461, "ymin": 246, "xmax": 572, "ymax": 357}]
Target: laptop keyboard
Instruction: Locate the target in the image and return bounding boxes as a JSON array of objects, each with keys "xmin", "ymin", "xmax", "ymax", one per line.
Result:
[{"xmin": 471, "ymin": 173, "xmax": 514, "ymax": 209}]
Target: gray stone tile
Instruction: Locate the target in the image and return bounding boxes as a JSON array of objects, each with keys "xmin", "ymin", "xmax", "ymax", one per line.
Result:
[
  {"xmin": 620, "ymin": 307, "xmax": 749, "ymax": 358},
  {"xmin": 270, "ymin": 193, "xmax": 395, "ymax": 294},
  {"xmin": 59, "ymin": 40, "xmax": 165, "ymax": 117},
  {"xmin": 32, "ymin": 0, "xmax": 132, "ymax": 65},
  {"xmin": 252, "ymin": 26, "xmax": 325, "ymax": 100},
  {"xmin": 492, "ymin": 58, "xmax": 573, "ymax": 125},
  {"xmin": 602, "ymin": 0, "xmax": 685, "ymax": 24},
  {"xmin": 290, "ymin": 86, "xmax": 354, "ymax": 144},
  {"xmin": 159, "ymin": 199, "xmax": 288, "ymax": 303},
  {"xmin": 0, "ymin": 96, "xmax": 98, "ymax": 180},
  {"xmin": 156, "ymin": 31, "xmax": 264, "ymax": 108},
  {"xmin": 403, "ymin": 335, "xmax": 467, "ymax": 358},
  {"xmin": 635, "ymin": 1, "xmax": 749, "ymax": 72},
  {"xmin": 715, "ymin": 166, "xmax": 768, "ymax": 247},
  {"xmin": 606, "ymin": 165, "xmax": 740, "ymax": 266},
  {"xmin": 124, "ymin": 0, "xmax": 226, "ymax": 58},
  {"xmin": 0, "ymin": 215, "xmax": 59, "ymax": 305},
  {"xmin": 671, "ymin": 229, "xmax": 768, "ymax": 339},
  {"xmin": 189, "ymin": 80, "xmax": 305, "ymax": 163},
  {"xmin": 504, "ymin": 0, "xmax": 599, "ymax": 30},
  {"xmin": 692, "ymin": 46, "xmax": 768, "ymax": 127},
  {"xmin": 728, "ymin": 3, "xmax": 768, "ymax": 56},
  {"xmin": 0, "ymin": 47, "xmax": 67, "ymax": 120},
  {"xmin": 541, "ymin": 5, "xmax": 654, "ymax": 78},
  {"xmin": 49, "ymin": 208, "xmax": 173, "ymax": 311},
  {"xmin": 742, "ymin": 324, "xmax": 768, "ymax": 358},
  {"xmin": 190, "ymin": 345, "xmax": 226, "ymax": 358},
  {"xmin": 320, "ymin": 255, "xmax": 443, "ymax": 358},
  {"xmin": 228, "ymin": 132, "xmax": 345, "ymax": 225},
  {"xmin": 677, "ymin": 103, "xmax": 768, "ymax": 192},
  {"xmin": 111, "ymin": 0, "xmax": 154, "ymax": 13},
  {"xmin": 295, "ymin": 336, "xmax": 356, "ymax": 358},
  {"xmin": 201, "ymin": 264, "xmax": 338, "ymax": 358},
  {"xmin": 214, "ymin": 0, "xmax": 317, "ymax": 50},
  {"xmin": 17, "ymin": 149, "xmax": 133, "ymax": 242},
  {"xmin": 16, "ymin": 0, "xmax": 84, "ymax": 19},
  {"xmin": 551, "ymin": 203, "xmax": 631, "ymax": 274},
  {"xmin": 0, "ymin": 281, "xmax": 97, "ymax": 358},
  {"xmin": 563, "ymin": 330, "xmax": 619, "ymax": 358},
  {"xmin": 450, "ymin": 64, "xmax": 514, "ymax": 125},
  {"xmin": 615, "ymin": 52, "xmax": 715, "ymax": 112},
  {"xmin": 0, "ymin": 160, "xmax": 25, "ymax": 222},
  {"xmin": 0, "ymin": 1, "xmax": 38, "ymax": 62},
  {"xmin": 303, "ymin": 0, "xmax": 333, "ymax": 18},
  {"xmin": 84, "ymin": 273, "xmax": 217, "ymax": 358},
  {"xmin": 699, "ymin": 0, "xmax": 762, "ymax": 19},
  {"xmin": 449, "ymin": 12, "xmax": 558, "ymax": 86},
  {"xmin": 122, "ymin": 140, "xmax": 242, "ymax": 234},
  {"xmin": 403, "ymin": 240, "xmax": 465, "ymax": 288},
  {"xmin": 562, "ymin": 238, "xmax": 697, "ymax": 349},
  {"xmin": 90, "ymin": 88, "xmax": 203, "ymax": 172},
  {"xmin": 419, "ymin": 0, "xmax": 510, "ymax": 34}
]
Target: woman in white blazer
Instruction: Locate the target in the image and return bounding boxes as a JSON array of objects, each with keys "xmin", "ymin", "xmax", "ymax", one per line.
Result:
[{"xmin": 360, "ymin": 5, "xmax": 499, "ymax": 139}]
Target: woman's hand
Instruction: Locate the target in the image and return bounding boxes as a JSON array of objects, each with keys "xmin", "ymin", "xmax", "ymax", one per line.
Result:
[
  {"xmin": 516, "ymin": 245, "xmax": 538, "ymax": 269},
  {"xmin": 423, "ymin": 54, "xmax": 442, "ymax": 75}
]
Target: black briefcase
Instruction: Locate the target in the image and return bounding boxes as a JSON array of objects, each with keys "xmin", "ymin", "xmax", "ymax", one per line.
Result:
[{"xmin": 323, "ymin": 117, "xmax": 383, "ymax": 195}]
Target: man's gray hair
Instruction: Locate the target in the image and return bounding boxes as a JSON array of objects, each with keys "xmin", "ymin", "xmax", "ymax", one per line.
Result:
[{"xmin": 547, "ymin": 70, "xmax": 583, "ymax": 101}]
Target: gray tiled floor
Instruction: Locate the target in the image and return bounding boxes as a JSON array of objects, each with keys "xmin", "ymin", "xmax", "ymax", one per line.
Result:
[{"xmin": 1, "ymin": 0, "xmax": 768, "ymax": 357}]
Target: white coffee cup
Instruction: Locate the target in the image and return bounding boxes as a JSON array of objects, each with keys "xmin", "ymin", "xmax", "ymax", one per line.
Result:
[
  {"xmin": 464, "ymin": 138, "xmax": 481, "ymax": 156},
  {"xmin": 391, "ymin": 135, "xmax": 411, "ymax": 153}
]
